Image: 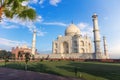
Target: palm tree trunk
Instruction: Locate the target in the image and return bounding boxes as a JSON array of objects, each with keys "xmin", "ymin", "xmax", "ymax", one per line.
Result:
[{"xmin": 0, "ymin": 0, "xmax": 5, "ymax": 20}]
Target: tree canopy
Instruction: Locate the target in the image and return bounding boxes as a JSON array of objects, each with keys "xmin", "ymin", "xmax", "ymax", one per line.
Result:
[{"xmin": 0, "ymin": 0, "xmax": 36, "ymax": 21}]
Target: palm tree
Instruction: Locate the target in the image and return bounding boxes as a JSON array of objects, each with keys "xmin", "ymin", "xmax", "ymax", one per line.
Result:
[{"xmin": 0, "ymin": 0, "xmax": 36, "ymax": 21}]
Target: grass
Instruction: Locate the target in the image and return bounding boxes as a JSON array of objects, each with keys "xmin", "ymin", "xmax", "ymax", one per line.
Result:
[{"xmin": 0, "ymin": 60, "xmax": 120, "ymax": 80}]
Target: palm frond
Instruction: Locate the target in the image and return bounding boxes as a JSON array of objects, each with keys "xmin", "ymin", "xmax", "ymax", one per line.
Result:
[
  {"xmin": 6, "ymin": 0, "xmax": 13, "ymax": 5},
  {"xmin": 18, "ymin": 8, "xmax": 36, "ymax": 21},
  {"xmin": 1, "ymin": 0, "xmax": 36, "ymax": 21},
  {"xmin": 19, "ymin": 0, "xmax": 28, "ymax": 2},
  {"xmin": 12, "ymin": 0, "xmax": 20, "ymax": 10},
  {"xmin": 4, "ymin": 9, "xmax": 14, "ymax": 18}
]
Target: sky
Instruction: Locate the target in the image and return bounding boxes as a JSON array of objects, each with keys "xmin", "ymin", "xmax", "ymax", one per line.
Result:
[{"xmin": 0, "ymin": 0, "xmax": 120, "ymax": 59}]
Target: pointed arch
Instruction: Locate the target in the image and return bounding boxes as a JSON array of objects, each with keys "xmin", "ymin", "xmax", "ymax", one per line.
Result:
[
  {"xmin": 80, "ymin": 48, "xmax": 85, "ymax": 53},
  {"xmin": 80, "ymin": 41, "xmax": 84, "ymax": 46},
  {"xmin": 63, "ymin": 41, "xmax": 69, "ymax": 53}
]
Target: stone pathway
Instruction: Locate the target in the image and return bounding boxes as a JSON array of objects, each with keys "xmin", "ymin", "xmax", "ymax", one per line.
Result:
[{"xmin": 0, "ymin": 68, "xmax": 81, "ymax": 80}]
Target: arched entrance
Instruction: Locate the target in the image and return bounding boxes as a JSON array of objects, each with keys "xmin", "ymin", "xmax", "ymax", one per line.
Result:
[{"xmin": 63, "ymin": 42, "xmax": 69, "ymax": 53}]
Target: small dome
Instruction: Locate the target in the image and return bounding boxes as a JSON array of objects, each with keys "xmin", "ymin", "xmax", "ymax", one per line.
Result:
[
  {"xmin": 58, "ymin": 35, "xmax": 62, "ymax": 37},
  {"xmin": 21, "ymin": 44, "xmax": 28, "ymax": 48},
  {"xmin": 57, "ymin": 35, "xmax": 62, "ymax": 39},
  {"xmin": 65, "ymin": 24, "xmax": 80, "ymax": 36}
]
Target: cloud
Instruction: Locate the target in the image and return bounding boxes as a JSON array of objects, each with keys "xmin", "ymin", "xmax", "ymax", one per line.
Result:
[
  {"xmin": 27, "ymin": 21, "xmax": 46, "ymax": 36},
  {"xmin": 39, "ymin": 0, "xmax": 45, "ymax": 5},
  {"xmin": 81, "ymin": 28, "xmax": 93, "ymax": 38},
  {"xmin": 36, "ymin": 15, "xmax": 43, "ymax": 22},
  {"xmin": 49, "ymin": 0, "xmax": 61, "ymax": 6},
  {"xmin": 77, "ymin": 22, "xmax": 93, "ymax": 37},
  {"xmin": 2, "ymin": 25, "xmax": 18, "ymax": 29},
  {"xmin": 37, "ymin": 29, "xmax": 47, "ymax": 36},
  {"xmin": 30, "ymin": 0, "xmax": 38, "ymax": 4},
  {"xmin": 29, "ymin": 0, "xmax": 61, "ymax": 7},
  {"xmin": 38, "ymin": 0, "xmax": 45, "ymax": 8},
  {"xmin": 0, "ymin": 37, "xmax": 29, "ymax": 51},
  {"xmin": 42, "ymin": 22, "xmax": 67, "ymax": 26},
  {"xmin": 21, "ymin": 1, "xmax": 29, "ymax": 6},
  {"xmin": 77, "ymin": 22, "xmax": 89, "ymax": 30},
  {"xmin": 0, "ymin": 19, "xmax": 19, "ymax": 29},
  {"xmin": 1, "ymin": 15, "xmax": 46, "ymax": 36}
]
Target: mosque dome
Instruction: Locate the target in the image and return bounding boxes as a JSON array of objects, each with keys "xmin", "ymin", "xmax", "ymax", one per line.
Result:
[{"xmin": 65, "ymin": 23, "xmax": 80, "ymax": 36}]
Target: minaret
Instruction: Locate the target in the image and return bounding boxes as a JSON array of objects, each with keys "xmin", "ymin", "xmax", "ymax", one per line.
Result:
[
  {"xmin": 103, "ymin": 36, "xmax": 108, "ymax": 59},
  {"xmin": 32, "ymin": 30, "xmax": 36, "ymax": 55},
  {"xmin": 92, "ymin": 13, "xmax": 101, "ymax": 59}
]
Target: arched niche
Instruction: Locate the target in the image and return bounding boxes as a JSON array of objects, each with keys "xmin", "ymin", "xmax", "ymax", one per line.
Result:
[
  {"xmin": 63, "ymin": 41, "xmax": 69, "ymax": 53},
  {"xmin": 80, "ymin": 48, "xmax": 85, "ymax": 53},
  {"xmin": 80, "ymin": 41, "xmax": 84, "ymax": 46}
]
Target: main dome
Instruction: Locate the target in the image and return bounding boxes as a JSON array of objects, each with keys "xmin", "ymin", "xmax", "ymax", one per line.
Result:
[{"xmin": 65, "ymin": 24, "xmax": 80, "ymax": 36}]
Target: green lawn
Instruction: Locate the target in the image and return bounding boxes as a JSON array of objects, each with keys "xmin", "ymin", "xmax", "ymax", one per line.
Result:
[{"xmin": 0, "ymin": 61, "xmax": 120, "ymax": 80}]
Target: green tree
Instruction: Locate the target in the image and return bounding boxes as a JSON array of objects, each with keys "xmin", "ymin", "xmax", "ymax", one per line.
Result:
[
  {"xmin": 24, "ymin": 52, "xmax": 31, "ymax": 70},
  {"xmin": 18, "ymin": 51, "xmax": 23, "ymax": 60},
  {"xmin": 11, "ymin": 54, "xmax": 15, "ymax": 60},
  {"xmin": 0, "ymin": 0, "xmax": 36, "ymax": 21},
  {"xmin": 0, "ymin": 50, "xmax": 4, "ymax": 59},
  {"xmin": 0, "ymin": 50, "xmax": 12, "ymax": 67}
]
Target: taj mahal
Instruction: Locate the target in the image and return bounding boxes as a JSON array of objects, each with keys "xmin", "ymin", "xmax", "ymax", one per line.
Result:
[
  {"xmin": 35, "ymin": 13, "xmax": 109, "ymax": 59},
  {"xmin": 52, "ymin": 23, "xmax": 93, "ymax": 54},
  {"xmin": 51, "ymin": 23, "xmax": 93, "ymax": 59},
  {"xmin": 12, "ymin": 13, "xmax": 109, "ymax": 59}
]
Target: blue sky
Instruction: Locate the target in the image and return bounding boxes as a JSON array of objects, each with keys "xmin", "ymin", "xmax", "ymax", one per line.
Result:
[{"xmin": 0, "ymin": 0, "xmax": 120, "ymax": 58}]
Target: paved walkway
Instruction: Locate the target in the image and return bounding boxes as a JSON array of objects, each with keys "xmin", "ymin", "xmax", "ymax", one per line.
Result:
[{"xmin": 0, "ymin": 68, "xmax": 81, "ymax": 80}]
